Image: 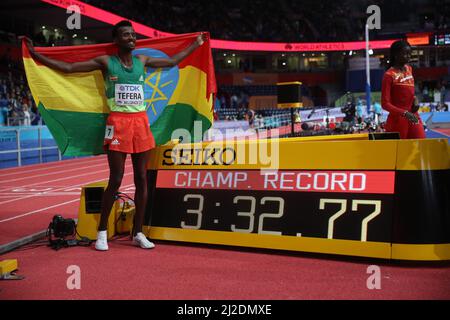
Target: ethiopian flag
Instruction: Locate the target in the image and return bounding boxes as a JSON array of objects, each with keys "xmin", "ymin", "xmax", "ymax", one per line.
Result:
[{"xmin": 22, "ymin": 32, "xmax": 216, "ymax": 156}]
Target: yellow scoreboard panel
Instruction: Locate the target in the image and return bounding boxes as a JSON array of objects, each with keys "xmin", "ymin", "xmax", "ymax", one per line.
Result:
[{"xmin": 141, "ymin": 134, "xmax": 450, "ymax": 261}]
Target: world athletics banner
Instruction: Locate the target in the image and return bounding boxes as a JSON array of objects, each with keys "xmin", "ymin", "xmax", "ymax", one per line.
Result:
[{"xmin": 22, "ymin": 32, "xmax": 216, "ymax": 156}]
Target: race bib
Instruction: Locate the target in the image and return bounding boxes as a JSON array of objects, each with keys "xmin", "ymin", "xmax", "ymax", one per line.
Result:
[
  {"xmin": 114, "ymin": 84, "xmax": 144, "ymax": 106},
  {"xmin": 105, "ymin": 125, "xmax": 114, "ymax": 139}
]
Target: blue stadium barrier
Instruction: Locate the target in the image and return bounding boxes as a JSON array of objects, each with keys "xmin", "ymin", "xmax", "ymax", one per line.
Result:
[
  {"xmin": 419, "ymin": 112, "xmax": 432, "ymax": 123},
  {"xmin": 0, "ymin": 125, "xmax": 80, "ymax": 169},
  {"xmin": 431, "ymin": 112, "xmax": 450, "ymax": 124}
]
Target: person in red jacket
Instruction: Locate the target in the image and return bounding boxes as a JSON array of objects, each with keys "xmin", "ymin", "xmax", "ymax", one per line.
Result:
[{"xmin": 381, "ymin": 40, "xmax": 425, "ymax": 139}]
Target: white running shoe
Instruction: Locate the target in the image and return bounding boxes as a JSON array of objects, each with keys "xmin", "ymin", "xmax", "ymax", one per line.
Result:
[
  {"xmin": 95, "ymin": 230, "xmax": 108, "ymax": 251},
  {"xmin": 133, "ymin": 232, "xmax": 155, "ymax": 249}
]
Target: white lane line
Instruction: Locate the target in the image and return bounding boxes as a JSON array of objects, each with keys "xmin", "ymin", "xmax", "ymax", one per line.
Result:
[
  {"xmin": 0, "ymin": 192, "xmax": 82, "ymax": 196},
  {"xmin": 0, "ymin": 169, "xmax": 133, "ymax": 205},
  {"xmin": 0, "ymin": 168, "xmax": 111, "ymax": 193},
  {"xmin": 0, "ymin": 159, "xmax": 133, "ymax": 192},
  {"xmin": 0, "ymin": 186, "xmax": 135, "ymax": 196},
  {"xmin": 0, "ymin": 162, "xmax": 108, "ymax": 183},
  {"xmin": 0, "ymin": 183, "xmax": 136, "ymax": 223},
  {"xmin": 0, "ymin": 156, "xmax": 106, "ymax": 177},
  {"xmin": 3, "ymin": 186, "xmax": 76, "ymax": 191},
  {"xmin": 0, "ymin": 199, "xmax": 81, "ymax": 223},
  {"xmin": 0, "ymin": 157, "xmax": 100, "ymax": 176}
]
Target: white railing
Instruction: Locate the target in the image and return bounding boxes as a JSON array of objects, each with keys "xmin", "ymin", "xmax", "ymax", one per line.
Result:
[
  {"xmin": 254, "ymin": 113, "xmax": 292, "ymax": 130},
  {"xmin": 6, "ymin": 116, "xmax": 43, "ymax": 127},
  {"xmin": 0, "ymin": 126, "xmax": 61, "ymax": 167}
]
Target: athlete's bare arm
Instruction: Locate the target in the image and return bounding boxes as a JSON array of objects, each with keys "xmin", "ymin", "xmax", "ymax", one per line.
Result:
[
  {"xmin": 138, "ymin": 33, "xmax": 206, "ymax": 68},
  {"xmin": 21, "ymin": 36, "xmax": 108, "ymax": 73}
]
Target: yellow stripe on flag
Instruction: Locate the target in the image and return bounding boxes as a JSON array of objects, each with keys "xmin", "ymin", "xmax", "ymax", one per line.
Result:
[
  {"xmin": 23, "ymin": 57, "xmax": 109, "ymax": 114},
  {"xmin": 168, "ymin": 66, "xmax": 213, "ymax": 122}
]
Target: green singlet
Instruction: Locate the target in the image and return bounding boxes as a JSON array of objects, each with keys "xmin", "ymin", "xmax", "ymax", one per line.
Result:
[{"xmin": 104, "ymin": 55, "xmax": 146, "ymax": 113}]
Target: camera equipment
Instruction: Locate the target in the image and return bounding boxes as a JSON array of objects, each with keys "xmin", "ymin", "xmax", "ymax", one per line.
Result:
[
  {"xmin": 51, "ymin": 215, "xmax": 75, "ymax": 238},
  {"xmin": 47, "ymin": 215, "xmax": 76, "ymax": 250},
  {"xmin": 301, "ymin": 122, "xmax": 312, "ymax": 131}
]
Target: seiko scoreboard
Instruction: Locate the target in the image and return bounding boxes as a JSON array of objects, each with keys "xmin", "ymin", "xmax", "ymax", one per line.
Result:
[{"xmin": 142, "ymin": 134, "xmax": 450, "ymax": 261}]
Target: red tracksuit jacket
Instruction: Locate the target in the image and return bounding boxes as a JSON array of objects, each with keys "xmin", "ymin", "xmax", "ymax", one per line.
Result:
[{"xmin": 381, "ymin": 64, "xmax": 425, "ymax": 139}]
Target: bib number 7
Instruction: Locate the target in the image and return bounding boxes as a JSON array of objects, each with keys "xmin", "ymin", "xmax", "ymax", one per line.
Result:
[{"xmin": 105, "ymin": 125, "xmax": 114, "ymax": 139}]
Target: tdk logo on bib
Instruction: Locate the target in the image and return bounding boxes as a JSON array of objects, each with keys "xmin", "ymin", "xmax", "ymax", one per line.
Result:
[{"xmin": 115, "ymin": 84, "xmax": 144, "ymax": 106}]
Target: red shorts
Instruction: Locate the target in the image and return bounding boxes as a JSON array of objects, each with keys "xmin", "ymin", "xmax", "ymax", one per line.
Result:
[{"xmin": 104, "ymin": 112, "xmax": 156, "ymax": 153}]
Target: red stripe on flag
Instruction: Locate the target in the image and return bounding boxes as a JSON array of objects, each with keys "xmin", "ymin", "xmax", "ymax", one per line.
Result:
[{"xmin": 22, "ymin": 32, "xmax": 216, "ymax": 99}]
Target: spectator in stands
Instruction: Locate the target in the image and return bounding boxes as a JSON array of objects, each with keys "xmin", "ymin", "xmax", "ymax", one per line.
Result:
[
  {"xmin": 220, "ymin": 94, "xmax": 227, "ymax": 109},
  {"xmin": 243, "ymin": 59, "xmax": 250, "ymax": 72},
  {"xmin": 240, "ymin": 90, "xmax": 249, "ymax": 108},
  {"xmin": 373, "ymin": 101, "xmax": 383, "ymax": 125},
  {"xmin": 382, "ymin": 40, "xmax": 425, "ymax": 139},
  {"xmin": 419, "ymin": 104, "xmax": 430, "ymax": 113},
  {"xmin": 294, "ymin": 111, "xmax": 301, "ymax": 123},
  {"xmin": 422, "ymin": 85, "xmax": 429, "ymax": 102},
  {"xmin": 341, "ymin": 98, "xmax": 356, "ymax": 124},
  {"xmin": 22, "ymin": 103, "xmax": 31, "ymax": 126},
  {"xmin": 31, "ymin": 105, "xmax": 41, "ymax": 125},
  {"xmin": 245, "ymin": 107, "xmax": 255, "ymax": 128},
  {"xmin": 440, "ymin": 80, "xmax": 447, "ymax": 103},
  {"xmin": 33, "ymin": 30, "xmax": 47, "ymax": 46},
  {"xmin": 214, "ymin": 95, "xmax": 221, "ymax": 110},
  {"xmin": 0, "ymin": 94, "xmax": 8, "ymax": 125},
  {"xmin": 433, "ymin": 85, "xmax": 441, "ymax": 103},
  {"xmin": 230, "ymin": 93, "xmax": 239, "ymax": 109},
  {"xmin": 8, "ymin": 93, "xmax": 20, "ymax": 119},
  {"xmin": 0, "ymin": 80, "xmax": 7, "ymax": 95},
  {"xmin": 237, "ymin": 105, "xmax": 246, "ymax": 120},
  {"xmin": 356, "ymin": 98, "xmax": 364, "ymax": 124},
  {"xmin": 437, "ymin": 102, "xmax": 449, "ymax": 112}
]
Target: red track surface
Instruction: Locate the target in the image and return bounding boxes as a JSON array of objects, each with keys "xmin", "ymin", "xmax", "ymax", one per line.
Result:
[
  {"xmin": 1, "ymin": 241, "xmax": 450, "ymax": 300},
  {"xmin": 0, "ymin": 157, "xmax": 449, "ymax": 300},
  {"xmin": 0, "ymin": 156, "xmax": 135, "ymax": 246},
  {"xmin": 434, "ymin": 128, "xmax": 450, "ymax": 136}
]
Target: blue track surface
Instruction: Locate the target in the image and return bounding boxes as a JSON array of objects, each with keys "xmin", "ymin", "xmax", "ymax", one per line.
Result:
[{"xmin": 426, "ymin": 129, "xmax": 450, "ymax": 142}]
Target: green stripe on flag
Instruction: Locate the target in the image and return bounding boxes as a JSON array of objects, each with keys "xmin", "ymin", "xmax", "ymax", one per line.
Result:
[
  {"xmin": 151, "ymin": 103, "xmax": 212, "ymax": 145},
  {"xmin": 39, "ymin": 102, "xmax": 211, "ymax": 156},
  {"xmin": 38, "ymin": 103, "xmax": 108, "ymax": 156}
]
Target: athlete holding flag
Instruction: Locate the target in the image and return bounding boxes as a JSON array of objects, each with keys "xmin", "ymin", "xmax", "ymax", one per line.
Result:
[{"xmin": 23, "ymin": 20, "xmax": 206, "ymax": 251}]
